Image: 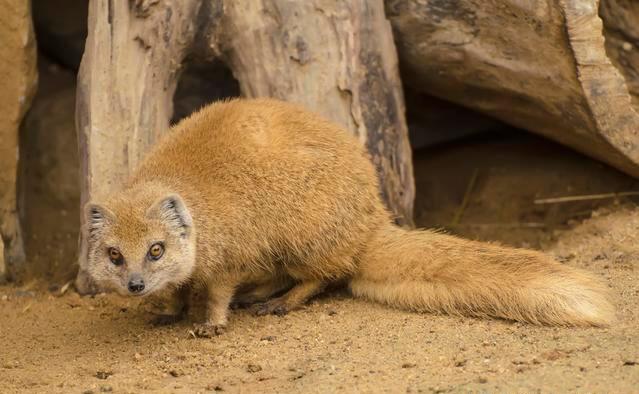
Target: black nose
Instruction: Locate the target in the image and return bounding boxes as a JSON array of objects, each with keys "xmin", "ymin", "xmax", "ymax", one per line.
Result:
[{"xmin": 128, "ymin": 278, "xmax": 145, "ymax": 293}]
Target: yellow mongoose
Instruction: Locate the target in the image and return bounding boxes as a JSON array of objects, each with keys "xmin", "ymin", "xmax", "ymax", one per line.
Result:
[{"xmin": 84, "ymin": 98, "xmax": 614, "ymax": 335}]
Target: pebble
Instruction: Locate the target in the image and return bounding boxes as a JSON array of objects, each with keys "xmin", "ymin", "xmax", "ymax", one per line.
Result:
[
  {"xmin": 169, "ymin": 369, "xmax": 183, "ymax": 377},
  {"xmin": 95, "ymin": 371, "xmax": 113, "ymax": 380},
  {"xmin": 247, "ymin": 364, "xmax": 262, "ymax": 373}
]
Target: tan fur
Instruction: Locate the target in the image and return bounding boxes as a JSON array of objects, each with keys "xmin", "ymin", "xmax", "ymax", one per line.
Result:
[{"xmin": 84, "ymin": 98, "xmax": 615, "ymax": 333}]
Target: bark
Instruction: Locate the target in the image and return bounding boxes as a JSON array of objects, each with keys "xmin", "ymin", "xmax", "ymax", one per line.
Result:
[
  {"xmin": 0, "ymin": 0, "xmax": 38, "ymax": 281},
  {"xmin": 386, "ymin": 0, "xmax": 639, "ymax": 177},
  {"xmin": 75, "ymin": 0, "xmax": 413, "ymax": 293}
]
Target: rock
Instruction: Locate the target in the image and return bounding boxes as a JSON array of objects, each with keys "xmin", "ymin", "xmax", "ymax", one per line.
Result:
[
  {"xmin": 0, "ymin": 0, "xmax": 38, "ymax": 281},
  {"xmin": 95, "ymin": 371, "xmax": 113, "ymax": 380}
]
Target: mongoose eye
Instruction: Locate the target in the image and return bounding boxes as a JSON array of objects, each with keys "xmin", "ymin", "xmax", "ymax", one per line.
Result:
[
  {"xmin": 108, "ymin": 247, "xmax": 124, "ymax": 266},
  {"xmin": 148, "ymin": 242, "xmax": 164, "ymax": 260}
]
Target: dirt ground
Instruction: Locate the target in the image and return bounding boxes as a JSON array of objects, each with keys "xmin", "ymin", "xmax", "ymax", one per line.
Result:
[
  {"xmin": 3, "ymin": 133, "xmax": 639, "ymax": 393},
  {"xmin": 1, "ymin": 206, "xmax": 639, "ymax": 393}
]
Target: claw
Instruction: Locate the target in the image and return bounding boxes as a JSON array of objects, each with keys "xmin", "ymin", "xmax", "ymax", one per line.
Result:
[
  {"xmin": 273, "ymin": 305, "xmax": 289, "ymax": 316},
  {"xmin": 252, "ymin": 301, "xmax": 289, "ymax": 316},
  {"xmin": 193, "ymin": 322, "xmax": 226, "ymax": 338}
]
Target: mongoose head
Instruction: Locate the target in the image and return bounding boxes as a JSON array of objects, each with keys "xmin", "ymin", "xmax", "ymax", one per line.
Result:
[{"xmin": 83, "ymin": 189, "xmax": 196, "ymax": 296}]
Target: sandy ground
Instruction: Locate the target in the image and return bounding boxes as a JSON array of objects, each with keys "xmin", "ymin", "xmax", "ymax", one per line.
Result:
[
  {"xmin": 2, "ymin": 206, "xmax": 639, "ymax": 393},
  {"xmin": 5, "ymin": 120, "xmax": 639, "ymax": 393}
]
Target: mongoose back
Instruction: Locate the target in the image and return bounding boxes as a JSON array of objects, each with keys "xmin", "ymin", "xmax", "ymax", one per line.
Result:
[{"xmin": 84, "ymin": 98, "xmax": 614, "ymax": 334}]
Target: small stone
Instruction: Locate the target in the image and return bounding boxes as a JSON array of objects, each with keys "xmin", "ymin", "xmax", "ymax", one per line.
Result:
[
  {"xmin": 622, "ymin": 42, "xmax": 633, "ymax": 51},
  {"xmin": 401, "ymin": 363, "xmax": 416, "ymax": 369},
  {"xmin": 478, "ymin": 377, "xmax": 488, "ymax": 384},
  {"xmin": 247, "ymin": 364, "xmax": 262, "ymax": 373},
  {"xmin": 542, "ymin": 350, "xmax": 565, "ymax": 361},
  {"xmin": 169, "ymin": 369, "xmax": 183, "ymax": 377},
  {"xmin": 260, "ymin": 336, "xmax": 276, "ymax": 342},
  {"xmin": 623, "ymin": 360, "xmax": 638, "ymax": 366},
  {"xmin": 95, "ymin": 371, "xmax": 112, "ymax": 380}
]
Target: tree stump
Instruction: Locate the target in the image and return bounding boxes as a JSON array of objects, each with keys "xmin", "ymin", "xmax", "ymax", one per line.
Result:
[
  {"xmin": 387, "ymin": 0, "xmax": 639, "ymax": 177},
  {"xmin": 75, "ymin": 0, "xmax": 413, "ymax": 293},
  {"xmin": 0, "ymin": 0, "xmax": 38, "ymax": 281}
]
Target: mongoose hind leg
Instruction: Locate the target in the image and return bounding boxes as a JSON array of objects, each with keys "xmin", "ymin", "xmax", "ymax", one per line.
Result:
[
  {"xmin": 149, "ymin": 285, "xmax": 190, "ymax": 326},
  {"xmin": 193, "ymin": 282, "xmax": 236, "ymax": 338},
  {"xmin": 253, "ymin": 279, "xmax": 325, "ymax": 316},
  {"xmin": 232, "ymin": 275, "xmax": 295, "ymax": 309}
]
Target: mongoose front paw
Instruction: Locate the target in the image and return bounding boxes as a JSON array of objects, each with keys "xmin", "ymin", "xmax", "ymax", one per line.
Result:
[
  {"xmin": 252, "ymin": 301, "xmax": 289, "ymax": 317},
  {"xmin": 150, "ymin": 314, "xmax": 184, "ymax": 326},
  {"xmin": 193, "ymin": 322, "xmax": 226, "ymax": 338}
]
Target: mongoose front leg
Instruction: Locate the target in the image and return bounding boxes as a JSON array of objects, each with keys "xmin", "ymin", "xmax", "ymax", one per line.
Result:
[
  {"xmin": 254, "ymin": 280, "xmax": 324, "ymax": 316},
  {"xmin": 193, "ymin": 283, "xmax": 236, "ymax": 337},
  {"xmin": 149, "ymin": 285, "xmax": 190, "ymax": 326}
]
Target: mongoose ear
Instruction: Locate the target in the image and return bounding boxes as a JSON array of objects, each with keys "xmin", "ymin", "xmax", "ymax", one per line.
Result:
[
  {"xmin": 147, "ymin": 194, "xmax": 193, "ymax": 238},
  {"xmin": 84, "ymin": 202, "xmax": 115, "ymax": 241}
]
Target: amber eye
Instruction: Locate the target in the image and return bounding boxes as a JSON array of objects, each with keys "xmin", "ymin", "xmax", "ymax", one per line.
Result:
[
  {"xmin": 108, "ymin": 247, "xmax": 123, "ymax": 266},
  {"xmin": 148, "ymin": 243, "xmax": 164, "ymax": 261}
]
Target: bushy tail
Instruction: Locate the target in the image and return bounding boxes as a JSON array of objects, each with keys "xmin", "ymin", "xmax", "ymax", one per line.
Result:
[{"xmin": 350, "ymin": 225, "xmax": 614, "ymax": 326}]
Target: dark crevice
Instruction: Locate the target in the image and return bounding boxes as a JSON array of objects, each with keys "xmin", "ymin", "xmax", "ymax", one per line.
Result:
[{"xmin": 171, "ymin": 58, "xmax": 241, "ymax": 125}]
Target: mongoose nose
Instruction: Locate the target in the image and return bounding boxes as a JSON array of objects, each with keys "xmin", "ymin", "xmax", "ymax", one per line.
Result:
[{"xmin": 128, "ymin": 278, "xmax": 145, "ymax": 293}]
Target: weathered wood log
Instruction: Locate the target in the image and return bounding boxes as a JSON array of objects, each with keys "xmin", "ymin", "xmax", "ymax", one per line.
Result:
[
  {"xmin": 75, "ymin": 0, "xmax": 413, "ymax": 293},
  {"xmin": 75, "ymin": 0, "xmax": 202, "ymax": 293},
  {"xmin": 0, "ymin": 0, "xmax": 38, "ymax": 281},
  {"xmin": 386, "ymin": 0, "xmax": 639, "ymax": 177},
  {"xmin": 599, "ymin": 0, "xmax": 639, "ymax": 106}
]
